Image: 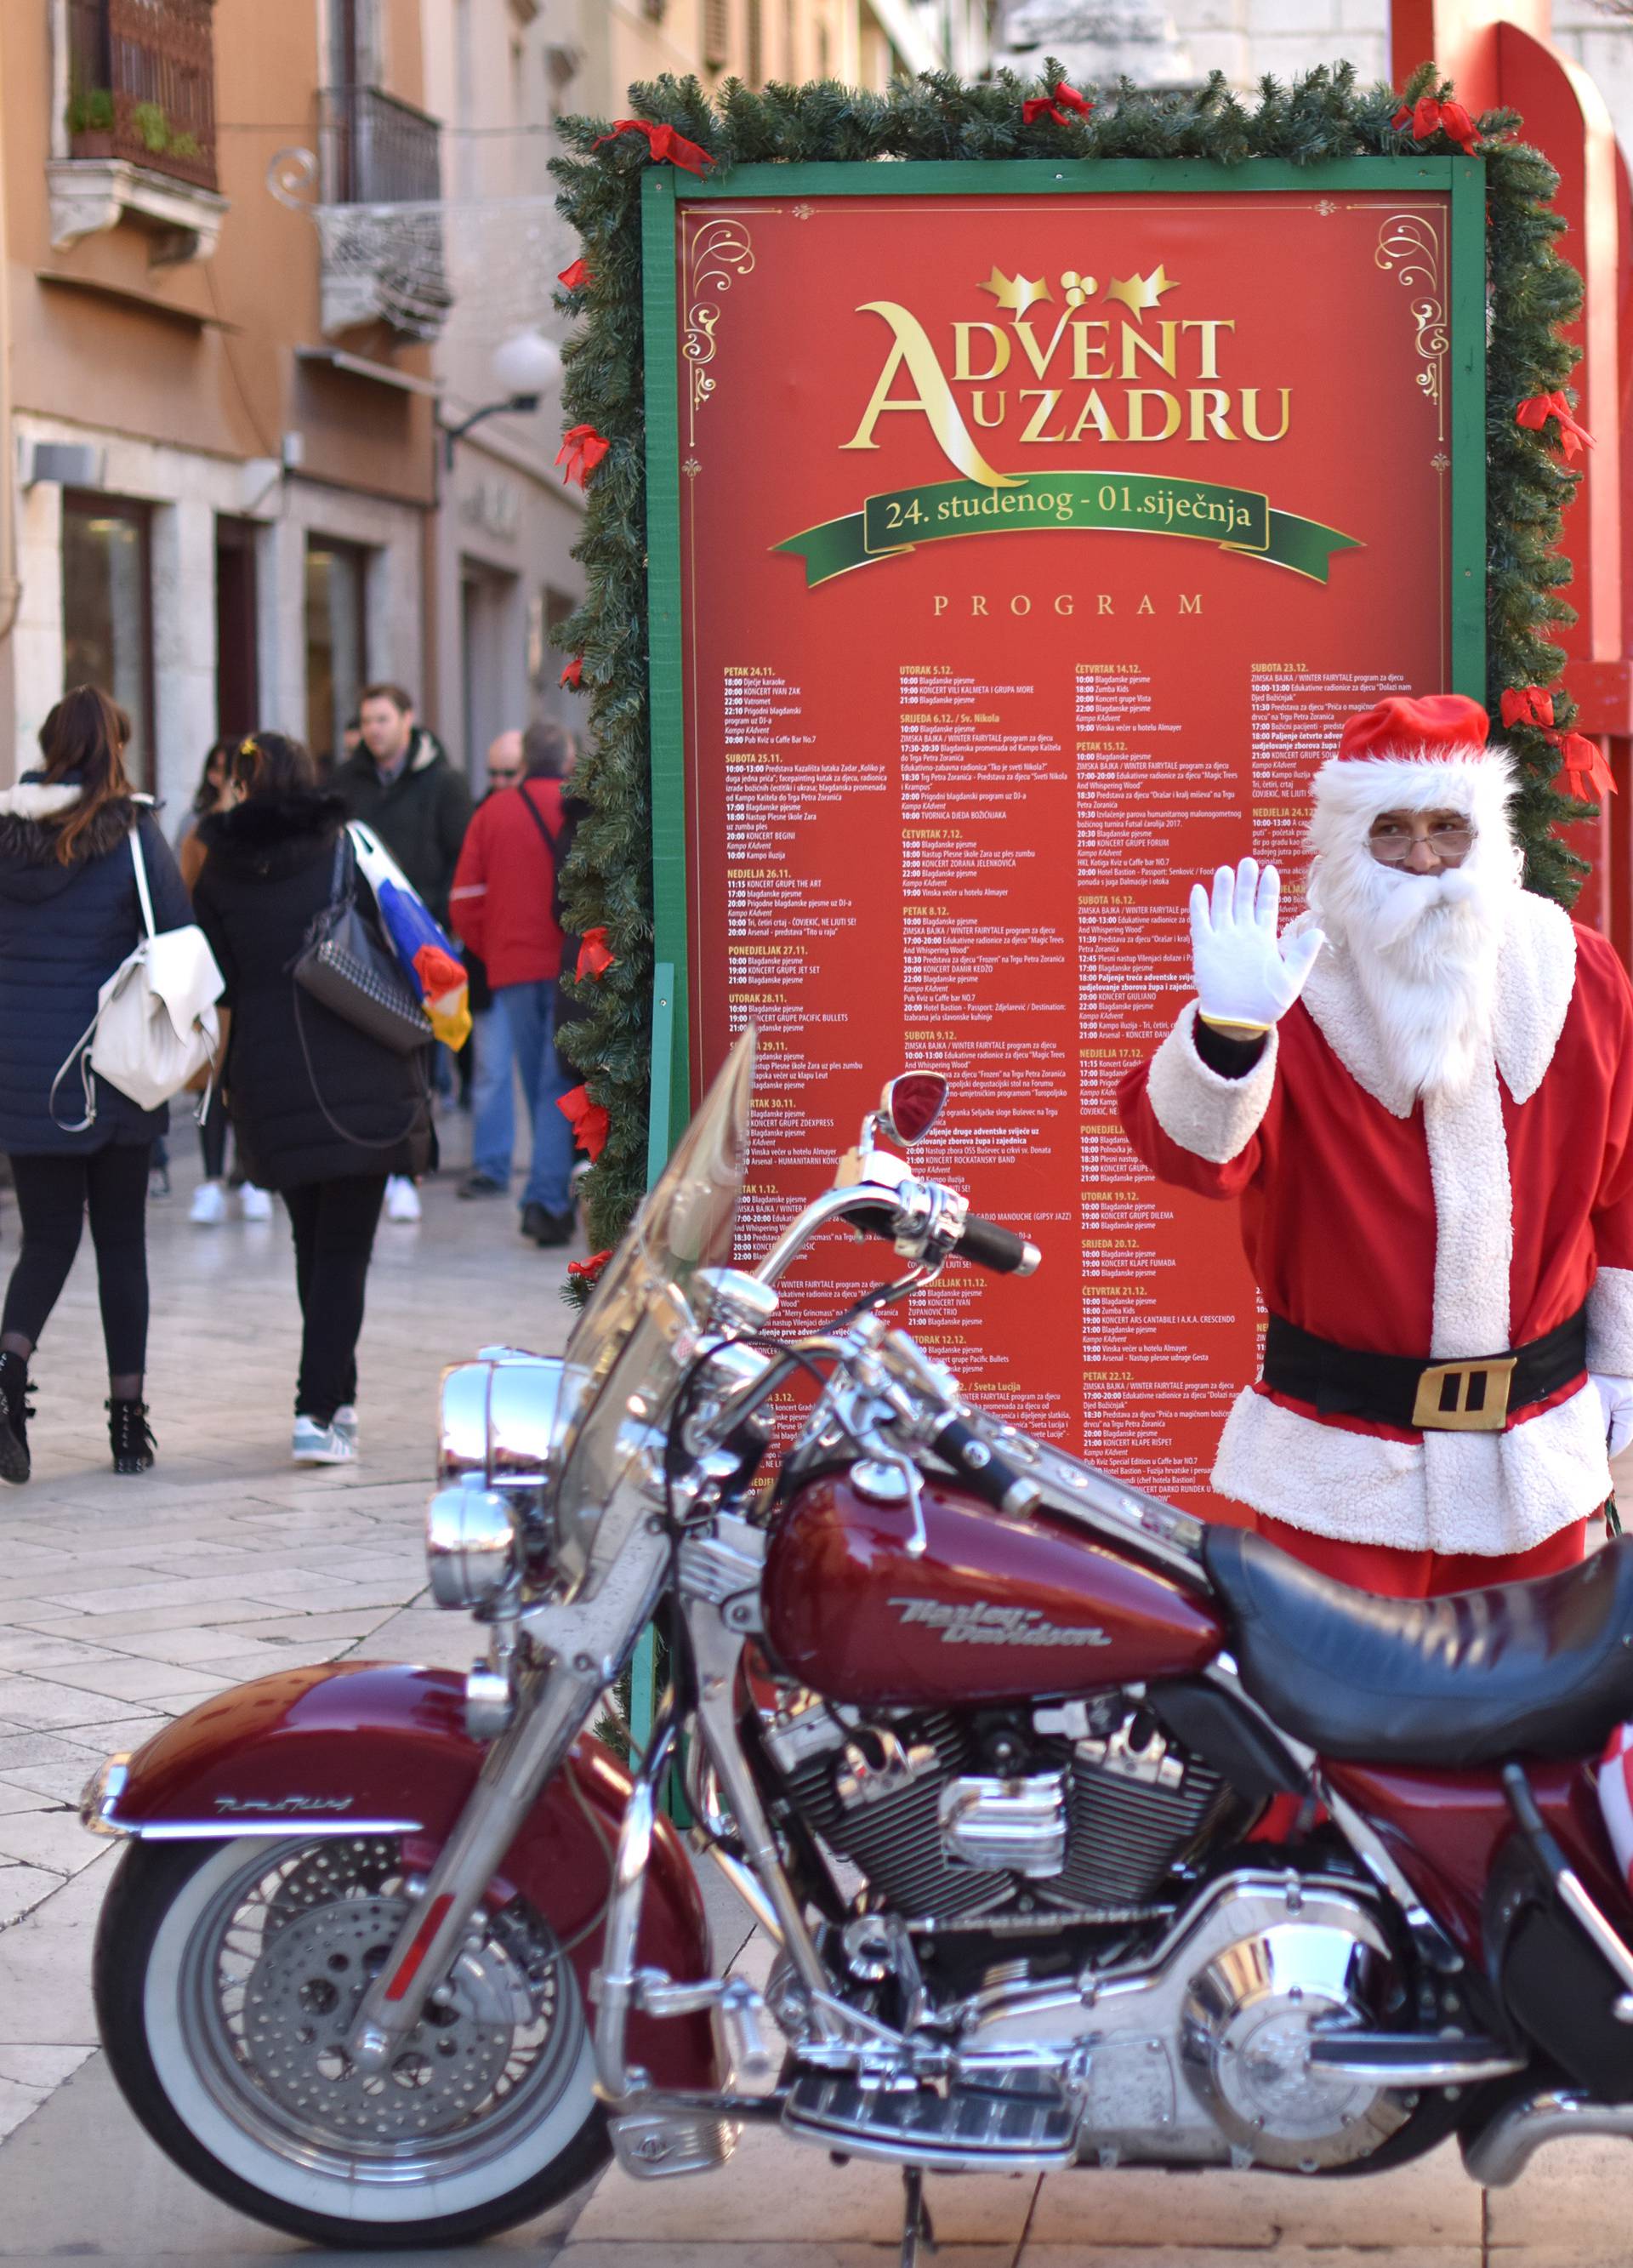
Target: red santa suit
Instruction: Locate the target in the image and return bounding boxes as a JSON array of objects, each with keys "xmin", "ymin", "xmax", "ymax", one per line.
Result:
[{"xmin": 1117, "ymin": 698, "xmax": 1633, "ymax": 1593}]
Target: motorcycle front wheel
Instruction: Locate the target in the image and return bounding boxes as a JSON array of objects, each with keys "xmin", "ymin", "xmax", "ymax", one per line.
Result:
[{"xmin": 94, "ymin": 1833, "xmax": 609, "ymax": 2248}]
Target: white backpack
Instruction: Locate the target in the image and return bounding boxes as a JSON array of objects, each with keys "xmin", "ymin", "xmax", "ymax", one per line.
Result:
[{"xmin": 51, "ymin": 825, "xmax": 225, "ymax": 1130}]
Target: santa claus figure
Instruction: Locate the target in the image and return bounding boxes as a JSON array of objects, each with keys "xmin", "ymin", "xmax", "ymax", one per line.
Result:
[{"xmin": 1118, "ymin": 692, "xmax": 1633, "ymax": 1597}]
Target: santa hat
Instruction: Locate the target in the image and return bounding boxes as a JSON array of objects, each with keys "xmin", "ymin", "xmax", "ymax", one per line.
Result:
[{"xmin": 1307, "ymin": 693, "xmax": 1517, "ymax": 858}]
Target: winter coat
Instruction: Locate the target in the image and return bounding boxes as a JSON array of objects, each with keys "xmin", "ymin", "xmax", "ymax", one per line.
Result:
[
  {"xmin": 0, "ymin": 780, "xmax": 193, "ymax": 1155},
  {"xmin": 335, "ymin": 728, "xmax": 472, "ymax": 926},
  {"xmin": 448, "ymin": 779, "xmax": 566, "ymax": 989},
  {"xmin": 191, "ymin": 792, "xmax": 435, "ymax": 1190},
  {"xmin": 1118, "ymin": 895, "xmax": 1633, "ymax": 1560}
]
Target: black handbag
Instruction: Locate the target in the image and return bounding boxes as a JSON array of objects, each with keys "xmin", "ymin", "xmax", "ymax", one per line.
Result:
[{"xmin": 293, "ymin": 832, "xmax": 433, "ymax": 1056}]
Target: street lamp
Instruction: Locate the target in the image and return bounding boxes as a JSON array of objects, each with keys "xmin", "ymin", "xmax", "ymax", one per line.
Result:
[{"xmin": 441, "ymin": 330, "xmax": 562, "ymax": 468}]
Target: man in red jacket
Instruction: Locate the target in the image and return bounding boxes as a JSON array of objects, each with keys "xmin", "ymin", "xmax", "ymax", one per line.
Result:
[
  {"xmin": 450, "ymin": 724, "xmax": 577, "ymax": 1247},
  {"xmin": 1117, "ymin": 693, "xmax": 1633, "ymax": 1596}
]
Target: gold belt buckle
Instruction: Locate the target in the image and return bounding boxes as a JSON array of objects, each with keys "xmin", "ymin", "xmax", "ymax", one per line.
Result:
[{"xmin": 1411, "ymin": 1355, "xmax": 1516, "ymax": 1433}]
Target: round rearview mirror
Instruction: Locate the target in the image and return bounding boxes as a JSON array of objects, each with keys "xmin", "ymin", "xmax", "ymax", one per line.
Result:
[{"xmin": 879, "ymin": 1070, "xmax": 949, "ymax": 1147}]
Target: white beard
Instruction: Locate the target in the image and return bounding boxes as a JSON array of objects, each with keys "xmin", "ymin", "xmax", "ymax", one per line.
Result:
[{"xmin": 1305, "ymin": 843, "xmax": 1519, "ymax": 1103}]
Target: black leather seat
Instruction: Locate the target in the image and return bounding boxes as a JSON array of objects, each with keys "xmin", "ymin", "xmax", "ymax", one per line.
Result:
[{"xmin": 1203, "ymin": 1527, "xmax": 1633, "ymax": 1764}]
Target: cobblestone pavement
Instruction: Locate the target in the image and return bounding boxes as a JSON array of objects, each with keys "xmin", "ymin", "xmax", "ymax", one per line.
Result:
[{"xmin": 0, "ymin": 1135, "xmax": 1627, "ymax": 2263}]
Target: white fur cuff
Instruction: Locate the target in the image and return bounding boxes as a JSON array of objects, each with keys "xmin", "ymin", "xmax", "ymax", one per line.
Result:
[
  {"xmin": 1589, "ymin": 1266, "xmax": 1633, "ymax": 1377},
  {"xmin": 1144, "ymin": 1003, "xmax": 1277, "ymax": 1165}
]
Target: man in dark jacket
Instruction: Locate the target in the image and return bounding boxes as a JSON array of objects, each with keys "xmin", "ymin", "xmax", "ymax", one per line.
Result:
[{"xmin": 337, "ymin": 684, "xmax": 471, "ymax": 928}]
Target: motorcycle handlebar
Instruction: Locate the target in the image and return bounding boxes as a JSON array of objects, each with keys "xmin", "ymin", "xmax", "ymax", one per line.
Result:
[
  {"xmin": 927, "ymin": 1411, "xmax": 1041, "ymax": 1517},
  {"xmin": 956, "ymin": 1215, "xmax": 1041, "ymax": 1277}
]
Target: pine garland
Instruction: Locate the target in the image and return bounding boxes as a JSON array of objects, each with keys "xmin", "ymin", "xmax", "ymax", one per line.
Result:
[{"xmin": 549, "ymin": 57, "xmax": 1586, "ymax": 1272}]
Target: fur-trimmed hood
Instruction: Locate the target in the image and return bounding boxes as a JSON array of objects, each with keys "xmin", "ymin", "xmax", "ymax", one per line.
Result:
[
  {"xmin": 0, "ymin": 776, "xmax": 147, "ymax": 899},
  {"xmin": 197, "ymin": 791, "xmax": 349, "ymax": 881}
]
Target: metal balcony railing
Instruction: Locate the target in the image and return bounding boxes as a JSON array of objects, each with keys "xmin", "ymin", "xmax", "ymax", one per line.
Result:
[
  {"xmin": 318, "ymin": 84, "xmax": 442, "ymax": 208},
  {"xmin": 66, "ymin": 0, "xmax": 218, "ymax": 192}
]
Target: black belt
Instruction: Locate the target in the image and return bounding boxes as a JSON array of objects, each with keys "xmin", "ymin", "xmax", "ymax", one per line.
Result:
[{"xmin": 1261, "ymin": 1306, "xmax": 1589, "ymax": 1435}]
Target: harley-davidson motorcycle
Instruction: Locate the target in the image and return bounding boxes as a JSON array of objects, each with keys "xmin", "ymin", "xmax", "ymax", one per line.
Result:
[{"xmin": 80, "ymin": 1031, "xmax": 1633, "ymax": 2255}]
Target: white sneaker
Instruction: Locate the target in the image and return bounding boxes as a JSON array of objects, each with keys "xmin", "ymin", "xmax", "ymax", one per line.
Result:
[
  {"xmin": 385, "ymin": 1176, "xmax": 421, "ymax": 1222},
  {"xmin": 239, "ymin": 1183, "xmax": 273, "ymax": 1221},
  {"xmin": 332, "ymin": 1404, "xmax": 359, "ymax": 1451},
  {"xmin": 189, "ymin": 1179, "xmax": 227, "ymax": 1226},
  {"xmin": 293, "ymin": 1416, "xmax": 354, "ymax": 1465}
]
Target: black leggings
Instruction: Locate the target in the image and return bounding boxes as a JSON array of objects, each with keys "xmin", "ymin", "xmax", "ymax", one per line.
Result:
[
  {"xmin": 3, "ymin": 1144, "xmax": 151, "ymax": 1375},
  {"xmin": 283, "ymin": 1176, "xmax": 387, "ymax": 1422},
  {"xmin": 198, "ymin": 1083, "xmax": 227, "ymax": 1182}
]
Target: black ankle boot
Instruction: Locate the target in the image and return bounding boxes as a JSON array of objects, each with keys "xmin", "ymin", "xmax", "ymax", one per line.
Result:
[
  {"xmin": 107, "ymin": 1397, "xmax": 156, "ymax": 1475},
  {"xmin": 0, "ymin": 1353, "xmax": 32, "ymax": 1485}
]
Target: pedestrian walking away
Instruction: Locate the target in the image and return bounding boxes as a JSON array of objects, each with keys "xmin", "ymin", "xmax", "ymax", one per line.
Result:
[
  {"xmin": 192, "ymin": 731, "xmax": 435, "ymax": 1465},
  {"xmin": 337, "ymin": 681, "xmax": 471, "ymax": 1218},
  {"xmin": 450, "ymin": 721, "xmax": 578, "ymax": 1246},
  {"xmin": 0, "ymin": 686, "xmax": 195, "ymax": 1479},
  {"xmin": 458, "ymin": 728, "xmax": 524, "ymax": 1200}
]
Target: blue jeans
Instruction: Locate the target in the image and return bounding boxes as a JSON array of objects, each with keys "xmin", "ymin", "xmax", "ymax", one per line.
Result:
[
  {"xmin": 497, "ymin": 980, "xmax": 574, "ymax": 1214},
  {"xmin": 469, "ymin": 1006, "xmax": 515, "ymax": 1185}
]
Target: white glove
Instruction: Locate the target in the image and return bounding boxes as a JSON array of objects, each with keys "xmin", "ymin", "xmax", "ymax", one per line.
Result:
[
  {"xmin": 1591, "ymin": 1371, "xmax": 1633, "ymax": 1461},
  {"xmin": 1189, "ymin": 858, "xmax": 1324, "ymax": 1032}
]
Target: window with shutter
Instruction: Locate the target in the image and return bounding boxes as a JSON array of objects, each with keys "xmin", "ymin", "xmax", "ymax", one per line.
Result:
[
  {"xmin": 704, "ymin": 0, "xmax": 729, "ymax": 68},
  {"xmin": 747, "ymin": 0, "xmax": 762, "ymax": 84}
]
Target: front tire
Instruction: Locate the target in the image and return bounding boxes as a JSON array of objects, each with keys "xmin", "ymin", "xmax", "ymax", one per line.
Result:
[{"xmin": 94, "ymin": 1835, "xmax": 609, "ymax": 2248}]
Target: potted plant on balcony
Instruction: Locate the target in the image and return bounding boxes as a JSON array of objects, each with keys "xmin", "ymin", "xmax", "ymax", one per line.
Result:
[{"xmin": 66, "ymin": 85, "xmax": 116, "ymax": 160}]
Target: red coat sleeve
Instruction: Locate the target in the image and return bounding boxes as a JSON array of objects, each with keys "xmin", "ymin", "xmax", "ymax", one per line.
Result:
[
  {"xmin": 1116, "ymin": 1004, "xmax": 1279, "ymax": 1200},
  {"xmin": 448, "ymin": 804, "xmax": 489, "ymax": 960},
  {"xmin": 1580, "ymin": 929, "xmax": 1633, "ymax": 1372}
]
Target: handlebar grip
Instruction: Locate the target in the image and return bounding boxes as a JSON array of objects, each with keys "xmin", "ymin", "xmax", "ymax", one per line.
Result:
[
  {"xmin": 928, "ymin": 1412, "xmax": 1041, "ymax": 1516},
  {"xmin": 955, "ymin": 1215, "xmax": 1041, "ymax": 1276}
]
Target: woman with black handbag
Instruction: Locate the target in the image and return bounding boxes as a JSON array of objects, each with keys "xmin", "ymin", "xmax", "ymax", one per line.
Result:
[{"xmin": 192, "ymin": 732, "xmax": 433, "ymax": 1465}]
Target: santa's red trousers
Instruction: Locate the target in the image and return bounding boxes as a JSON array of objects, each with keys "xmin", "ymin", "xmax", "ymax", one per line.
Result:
[{"xmin": 1251, "ymin": 1510, "xmax": 1589, "ymax": 1598}]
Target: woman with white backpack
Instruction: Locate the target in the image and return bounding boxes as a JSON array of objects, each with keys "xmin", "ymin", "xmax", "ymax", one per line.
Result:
[{"xmin": 0, "ymin": 686, "xmax": 196, "ymax": 1479}]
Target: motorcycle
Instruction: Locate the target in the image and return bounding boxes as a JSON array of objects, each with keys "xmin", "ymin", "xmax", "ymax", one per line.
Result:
[{"xmin": 81, "ymin": 1029, "xmax": 1633, "ymax": 2256}]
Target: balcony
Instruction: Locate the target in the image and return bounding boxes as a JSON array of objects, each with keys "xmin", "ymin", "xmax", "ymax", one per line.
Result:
[
  {"xmin": 313, "ymin": 85, "xmax": 451, "ymax": 341},
  {"xmin": 51, "ymin": 0, "xmax": 225, "ymax": 265},
  {"xmin": 67, "ymin": 0, "xmax": 217, "ymax": 190}
]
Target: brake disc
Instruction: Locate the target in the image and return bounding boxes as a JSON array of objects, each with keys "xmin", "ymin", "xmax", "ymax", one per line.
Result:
[{"xmin": 240, "ymin": 1891, "xmax": 542, "ymax": 2145}]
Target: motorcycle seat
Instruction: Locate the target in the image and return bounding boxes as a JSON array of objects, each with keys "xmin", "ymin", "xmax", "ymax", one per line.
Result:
[{"xmin": 1202, "ymin": 1526, "xmax": 1633, "ymax": 1764}]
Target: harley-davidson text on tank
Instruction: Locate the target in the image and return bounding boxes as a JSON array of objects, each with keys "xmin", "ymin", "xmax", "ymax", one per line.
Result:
[{"xmin": 890, "ymin": 1598, "xmax": 1112, "ymax": 1648}]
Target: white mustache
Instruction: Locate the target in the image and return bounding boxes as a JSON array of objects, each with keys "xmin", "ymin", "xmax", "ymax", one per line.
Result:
[{"xmin": 1364, "ymin": 863, "xmax": 1481, "ymax": 950}]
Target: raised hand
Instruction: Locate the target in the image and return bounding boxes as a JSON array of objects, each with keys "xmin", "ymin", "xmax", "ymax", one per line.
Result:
[{"xmin": 1188, "ymin": 858, "xmax": 1325, "ymax": 1032}]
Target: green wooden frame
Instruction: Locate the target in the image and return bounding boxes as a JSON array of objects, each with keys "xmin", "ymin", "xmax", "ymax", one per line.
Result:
[{"xmin": 640, "ymin": 151, "xmax": 1488, "ymax": 1157}]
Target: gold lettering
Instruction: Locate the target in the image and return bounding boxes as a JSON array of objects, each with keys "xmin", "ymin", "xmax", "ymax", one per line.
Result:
[
  {"xmin": 1012, "ymin": 309, "xmax": 1074, "ymax": 379},
  {"xmin": 1067, "ymin": 390, "xmax": 1118, "ymax": 443},
  {"xmin": 953, "ymin": 322, "xmax": 1009, "ymax": 383},
  {"xmin": 1188, "ymin": 388, "xmax": 1235, "ymax": 441},
  {"xmin": 1242, "ymin": 386, "xmax": 1292, "ymax": 443},
  {"xmin": 971, "ymin": 595, "xmax": 989, "ymax": 615},
  {"xmin": 1181, "ymin": 319, "xmax": 1235, "ymax": 380},
  {"xmin": 1180, "ymin": 594, "xmax": 1203, "ymax": 614},
  {"xmin": 1072, "ymin": 322, "xmax": 1111, "ymax": 380},
  {"xmin": 1019, "ymin": 389, "xmax": 1067, "ymax": 443},
  {"xmin": 1120, "ymin": 320, "xmax": 1178, "ymax": 378},
  {"xmin": 933, "ymin": 595, "xmax": 949, "ymax": 616},
  {"xmin": 841, "ymin": 302, "xmax": 1013, "ymax": 485},
  {"xmin": 1010, "ymin": 594, "xmax": 1032, "ymax": 615},
  {"xmin": 1137, "ymin": 594, "xmax": 1155, "ymax": 615},
  {"xmin": 1097, "ymin": 594, "xmax": 1114, "ymax": 615},
  {"xmin": 1125, "ymin": 389, "xmax": 1181, "ymax": 443},
  {"xmin": 970, "ymin": 390, "xmax": 1006, "ymax": 429},
  {"xmin": 1054, "ymin": 593, "xmax": 1075, "ymax": 615}
]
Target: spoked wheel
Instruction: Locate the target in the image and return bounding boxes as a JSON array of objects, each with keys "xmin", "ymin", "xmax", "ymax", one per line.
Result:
[{"xmin": 94, "ymin": 1835, "xmax": 607, "ymax": 2248}]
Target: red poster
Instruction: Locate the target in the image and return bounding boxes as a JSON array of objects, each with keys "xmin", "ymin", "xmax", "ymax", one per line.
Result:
[{"xmin": 674, "ymin": 187, "xmax": 1457, "ymax": 1513}]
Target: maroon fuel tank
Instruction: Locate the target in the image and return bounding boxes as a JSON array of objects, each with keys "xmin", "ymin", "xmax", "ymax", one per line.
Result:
[{"xmin": 762, "ymin": 1468, "xmax": 1224, "ymax": 1707}]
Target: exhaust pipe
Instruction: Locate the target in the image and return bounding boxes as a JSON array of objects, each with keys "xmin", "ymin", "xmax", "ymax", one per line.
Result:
[{"xmin": 1462, "ymin": 2089, "xmax": 1633, "ymax": 2186}]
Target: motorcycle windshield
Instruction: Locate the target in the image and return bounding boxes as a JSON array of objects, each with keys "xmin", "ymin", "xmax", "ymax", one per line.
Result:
[{"xmin": 549, "ymin": 1029, "xmax": 756, "ymax": 1586}]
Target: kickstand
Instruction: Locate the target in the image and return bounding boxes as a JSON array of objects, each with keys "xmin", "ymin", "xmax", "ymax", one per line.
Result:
[{"xmin": 900, "ymin": 2164, "xmax": 937, "ymax": 2268}]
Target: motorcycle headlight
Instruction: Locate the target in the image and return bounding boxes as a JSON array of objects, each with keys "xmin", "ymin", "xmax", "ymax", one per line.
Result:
[{"xmin": 429, "ymin": 1350, "xmax": 565, "ymax": 1607}]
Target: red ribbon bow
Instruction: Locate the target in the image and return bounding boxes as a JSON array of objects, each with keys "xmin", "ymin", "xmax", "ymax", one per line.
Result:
[
  {"xmin": 555, "ymin": 424, "xmax": 611, "ymax": 487},
  {"xmin": 1499, "ymin": 686, "xmax": 1556, "ymax": 732},
  {"xmin": 1555, "ymin": 730, "xmax": 1617, "ymax": 803},
  {"xmin": 556, "ymin": 257, "xmax": 593, "ymax": 289},
  {"xmin": 1391, "ymin": 94, "xmax": 1479, "ymax": 155},
  {"xmin": 567, "ymin": 1249, "xmax": 612, "ymax": 1285},
  {"xmin": 1022, "ymin": 80, "xmax": 1093, "ymax": 128},
  {"xmin": 557, "ymin": 1084, "xmax": 610, "ymax": 1161},
  {"xmin": 1516, "ymin": 390, "xmax": 1594, "ymax": 459},
  {"xmin": 559, "ymin": 653, "xmax": 584, "ymax": 690},
  {"xmin": 591, "ymin": 118, "xmax": 714, "ymax": 175},
  {"xmin": 577, "ymin": 926, "xmax": 615, "ymax": 981}
]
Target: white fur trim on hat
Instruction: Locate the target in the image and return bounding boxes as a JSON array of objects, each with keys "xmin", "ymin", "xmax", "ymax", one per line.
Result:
[
  {"xmin": 1211, "ymin": 1376, "xmax": 1608, "ymax": 1556},
  {"xmin": 1145, "ymin": 1001, "xmax": 1277, "ymax": 1164},
  {"xmin": 1306, "ymin": 740, "xmax": 1518, "ymax": 861},
  {"xmin": 1589, "ymin": 1266, "xmax": 1633, "ymax": 1378}
]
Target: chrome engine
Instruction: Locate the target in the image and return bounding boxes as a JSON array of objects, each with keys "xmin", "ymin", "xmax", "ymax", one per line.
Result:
[{"xmin": 765, "ymin": 1699, "xmax": 1415, "ymax": 2172}]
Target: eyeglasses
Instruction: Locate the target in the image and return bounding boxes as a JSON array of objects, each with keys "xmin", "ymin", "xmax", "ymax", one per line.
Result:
[
  {"xmin": 1368, "ymin": 821, "xmax": 1474, "ymax": 865},
  {"xmin": 488, "ymin": 770, "xmax": 521, "ymax": 787}
]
